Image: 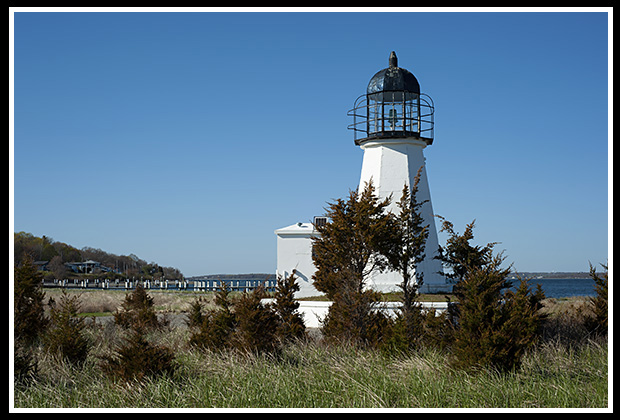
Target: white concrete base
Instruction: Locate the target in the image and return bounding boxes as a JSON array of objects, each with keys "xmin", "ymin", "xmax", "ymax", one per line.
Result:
[{"xmin": 263, "ymin": 299, "xmax": 449, "ymax": 329}]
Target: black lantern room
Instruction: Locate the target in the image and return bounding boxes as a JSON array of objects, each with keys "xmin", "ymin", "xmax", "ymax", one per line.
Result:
[{"xmin": 348, "ymin": 51, "xmax": 434, "ymax": 146}]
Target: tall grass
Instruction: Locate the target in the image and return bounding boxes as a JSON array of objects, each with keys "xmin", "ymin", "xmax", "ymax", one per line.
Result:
[
  {"xmin": 13, "ymin": 293, "xmax": 608, "ymax": 409},
  {"xmin": 14, "ymin": 324, "xmax": 608, "ymax": 409}
]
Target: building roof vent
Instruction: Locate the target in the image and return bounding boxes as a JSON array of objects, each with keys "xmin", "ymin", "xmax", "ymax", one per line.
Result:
[{"xmin": 313, "ymin": 216, "xmax": 328, "ymax": 228}]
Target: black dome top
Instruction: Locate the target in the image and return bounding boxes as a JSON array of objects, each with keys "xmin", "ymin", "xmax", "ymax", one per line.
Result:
[{"xmin": 366, "ymin": 51, "xmax": 420, "ymax": 95}]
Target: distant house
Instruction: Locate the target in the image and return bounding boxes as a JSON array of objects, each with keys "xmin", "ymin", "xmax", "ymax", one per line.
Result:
[
  {"xmin": 33, "ymin": 260, "xmax": 49, "ymax": 271},
  {"xmin": 65, "ymin": 260, "xmax": 114, "ymax": 274}
]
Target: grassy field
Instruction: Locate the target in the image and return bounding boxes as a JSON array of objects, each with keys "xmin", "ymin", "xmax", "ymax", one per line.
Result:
[
  {"xmin": 13, "ymin": 289, "xmax": 609, "ymax": 409},
  {"xmin": 13, "ymin": 329, "xmax": 608, "ymax": 409}
]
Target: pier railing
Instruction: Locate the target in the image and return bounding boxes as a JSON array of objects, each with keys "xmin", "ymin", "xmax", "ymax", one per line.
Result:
[{"xmin": 41, "ymin": 278, "xmax": 277, "ymax": 293}]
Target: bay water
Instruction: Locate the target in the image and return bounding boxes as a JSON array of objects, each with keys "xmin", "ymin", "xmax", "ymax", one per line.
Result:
[{"xmin": 515, "ymin": 278, "xmax": 597, "ymax": 299}]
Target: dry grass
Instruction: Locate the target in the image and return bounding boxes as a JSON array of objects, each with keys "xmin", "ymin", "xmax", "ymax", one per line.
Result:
[
  {"xmin": 43, "ymin": 289, "xmax": 216, "ymax": 316},
  {"xmin": 539, "ymin": 297, "xmax": 596, "ymax": 346}
]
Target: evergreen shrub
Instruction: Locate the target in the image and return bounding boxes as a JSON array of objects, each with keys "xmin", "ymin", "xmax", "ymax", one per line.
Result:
[
  {"xmin": 100, "ymin": 328, "xmax": 177, "ymax": 383},
  {"xmin": 44, "ymin": 290, "xmax": 91, "ymax": 365},
  {"xmin": 113, "ymin": 284, "xmax": 168, "ymax": 331}
]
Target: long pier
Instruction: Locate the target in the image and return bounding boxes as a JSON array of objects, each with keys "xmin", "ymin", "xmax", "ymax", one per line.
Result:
[{"xmin": 41, "ymin": 277, "xmax": 277, "ymax": 293}]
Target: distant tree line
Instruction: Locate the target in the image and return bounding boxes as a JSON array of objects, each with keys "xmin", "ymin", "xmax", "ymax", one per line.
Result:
[{"xmin": 13, "ymin": 232, "xmax": 183, "ymax": 280}]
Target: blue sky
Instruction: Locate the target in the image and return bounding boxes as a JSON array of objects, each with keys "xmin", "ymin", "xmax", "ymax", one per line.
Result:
[{"xmin": 11, "ymin": 9, "xmax": 610, "ymax": 276}]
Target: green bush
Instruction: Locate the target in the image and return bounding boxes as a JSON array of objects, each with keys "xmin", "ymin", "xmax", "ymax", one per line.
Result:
[
  {"xmin": 44, "ymin": 290, "xmax": 90, "ymax": 366},
  {"xmin": 321, "ymin": 286, "xmax": 389, "ymax": 347},
  {"xmin": 102, "ymin": 285, "xmax": 176, "ymax": 382},
  {"xmin": 450, "ymin": 256, "xmax": 545, "ymax": 372},
  {"xmin": 100, "ymin": 329, "xmax": 176, "ymax": 383},
  {"xmin": 14, "ymin": 256, "xmax": 48, "ymax": 386},
  {"xmin": 14, "ymin": 256, "xmax": 48, "ymax": 346},
  {"xmin": 185, "ymin": 296, "xmax": 207, "ymax": 330},
  {"xmin": 312, "ymin": 181, "xmax": 394, "ymax": 346},
  {"xmin": 113, "ymin": 284, "xmax": 167, "ymax": 331},
  {"xmin": 190, "ymin": 278, "xmax": 307, "ymax": 354},
  {"xmin": 272, "ymin": 272, "xmax": 306, "ymax": 342},
  {"xmin": 586, "ymin": 262, "xmax": 608, "ymax": 336},
  {"xmin": 232, "ymin": 286, "xmax": 280, "ymax": 354},
  {"xmin": 188, "ymin": 285, "xmax": 236, "ymax": 351}
]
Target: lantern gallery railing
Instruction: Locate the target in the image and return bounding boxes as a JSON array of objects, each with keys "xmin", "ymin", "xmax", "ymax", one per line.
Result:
[{"xmin": 347, "ymin": 92, "xmax": 435, "ymax": 145}]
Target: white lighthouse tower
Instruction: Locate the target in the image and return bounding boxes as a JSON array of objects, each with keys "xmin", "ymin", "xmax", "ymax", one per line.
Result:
[{"xmin": 348, "ymin": 51, "xmax": 448, "ymax": 293}]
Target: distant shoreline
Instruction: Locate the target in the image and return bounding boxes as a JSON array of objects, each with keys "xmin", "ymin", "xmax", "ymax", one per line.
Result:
[
  {"xmin": 509, "ymin": 272, "xmax": 597, "ymax": 280},
  {"xmin": 188, "ymin": 272, "xmax": 598, "ymax": 280}
]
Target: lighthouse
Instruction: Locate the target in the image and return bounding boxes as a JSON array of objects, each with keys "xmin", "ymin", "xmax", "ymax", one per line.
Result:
[
  {"xmin": 348, "ymin": 51, "xmax": 448, "ymax": 293},
  {"xmin": 275, "ymin": 51, "xmax": 449, "ymax": 297}
]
